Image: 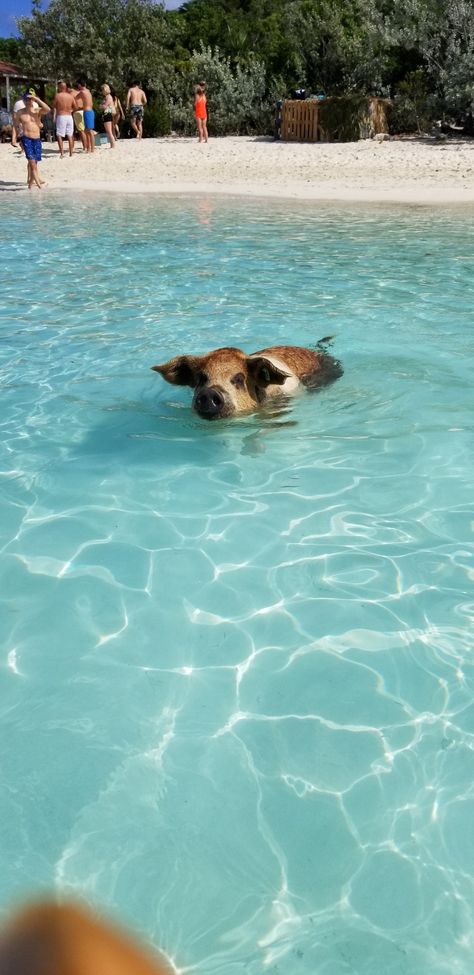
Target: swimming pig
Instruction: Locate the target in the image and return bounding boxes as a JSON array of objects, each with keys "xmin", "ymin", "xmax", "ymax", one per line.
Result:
[
  {"xmin": 0, "ymin": 900, "xmax": 172, "ymax": 975},
  {"xmin": 152, "ymin": 342, "xmax": 343, "ymax": 420}
]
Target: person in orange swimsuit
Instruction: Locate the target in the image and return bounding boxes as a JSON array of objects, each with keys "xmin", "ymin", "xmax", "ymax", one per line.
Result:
[{"xmin": 194, "ymin": 82, "xmax": 208, "ymax": 143}]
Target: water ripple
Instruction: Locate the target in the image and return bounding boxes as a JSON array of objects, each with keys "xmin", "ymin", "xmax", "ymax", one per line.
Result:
[{"xmin": 1, "ymin": 197, "xmax": 474, "ymax": 973}]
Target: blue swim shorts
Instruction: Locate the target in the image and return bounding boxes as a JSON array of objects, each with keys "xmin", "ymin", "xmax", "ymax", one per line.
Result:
[
  {"xmin": 83, "ymin": 109, "xmax": 95, "ymax": 129},
  {"xmin": 22, "ymin": 136, "xmax": 42, "ymax": 162}
]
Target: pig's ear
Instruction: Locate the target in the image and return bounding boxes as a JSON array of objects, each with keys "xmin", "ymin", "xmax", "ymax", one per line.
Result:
[
  {"xmin": 151, "ymin": 355, "xmax": 200, "ymax": 387},
  {"xmin": 247, "ymin": 356, "xmax": 290, "ymax": 387}
]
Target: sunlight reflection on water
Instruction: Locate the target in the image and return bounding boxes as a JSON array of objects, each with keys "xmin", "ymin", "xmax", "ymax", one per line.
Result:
[{"xmin": 1, "ymin": 195, "xmax": 474, "ymax": 973}]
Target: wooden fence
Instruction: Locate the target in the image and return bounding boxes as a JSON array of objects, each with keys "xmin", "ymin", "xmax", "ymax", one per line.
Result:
[
  {"xmin": 281, "ymin": 100, "xmax": 320, "ymax": 142},
  {"xmin": 280, "ymin": 96, "xmax": 391, "ymax": 143}
]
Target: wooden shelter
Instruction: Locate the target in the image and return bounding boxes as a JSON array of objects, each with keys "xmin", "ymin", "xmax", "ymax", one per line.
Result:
[{"xmin": 0, "ymin": 60, "xmax": 49, "ymax": 111}]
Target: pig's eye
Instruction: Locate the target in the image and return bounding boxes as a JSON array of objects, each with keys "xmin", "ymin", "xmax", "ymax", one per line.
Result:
[{"xmin": 231, "ymin": 372, "xmax": 245, "ymax": 387}]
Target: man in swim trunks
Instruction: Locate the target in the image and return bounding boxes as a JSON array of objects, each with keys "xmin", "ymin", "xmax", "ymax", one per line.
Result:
[
  {"xmin": 75, "ymin": 81, "xmax": 95, "ymax": 153},
  {"xmin": 53, "ymin": 81, "xmax": 77, "ymax": 157},
  {"xmin": 69, "ymin": 83, "xmax": 86, "ymax": 151},
  {"xmin": 15, "ymin": 90, "xmax": 50, "ymax": 188},
  {"xmin": 126, "ymin": 83, "xmax": 147, "ymax": 139}
]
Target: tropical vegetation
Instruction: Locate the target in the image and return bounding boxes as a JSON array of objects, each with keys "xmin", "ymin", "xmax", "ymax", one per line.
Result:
[{"xmin": 1, "ymin": 0, "xmax": 473, "ymax": 137}]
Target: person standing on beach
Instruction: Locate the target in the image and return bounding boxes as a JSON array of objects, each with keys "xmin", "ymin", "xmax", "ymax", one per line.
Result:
[
  {"xmin": 69, "ymin": 82, "xmax": 86, "ymax": 151},
  {"xmin": 100, "ymin": 85, "xmax": 116, "ymax": 148},
  {"xmin": 110, "ymin": 86, "xmax": 125, "ymax": 139},
  {"xmin": 16, "ymin": 90, "xmax": 50, "ymax": 189},
  {"xmin": 0, "ymin": 100, "xmax": 12, "ymax": 142},
  {"xmin": 194, "ymin": 82, "xmax": 208, "ymax": 143},
  {"xmin": 76, "ymin": 82, "xmax": 95, "ymax": 153},
  {"xmin": 126, "ymin": 83, "xmax": 147, "ymax": 139},
  {"xmin": 12, "ymin": 96, "xmax": 25, "ymax": 152},
  {"xmin": 53, "ymin": 81, "xmax": 76, "ymax": 158}
]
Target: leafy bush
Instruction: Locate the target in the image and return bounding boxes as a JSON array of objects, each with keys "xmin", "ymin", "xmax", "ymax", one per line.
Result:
[
  {"xmin": 142, "ymin": 98, "xmax": 172, "ymax": 137},
  {"xmin": 389, "ymin": 70, "xmax": 437, "ymax": 134},
  {"xmin": 170, "ymin": 44, "xmax": 273, "ymax": 136},
  {"xmin": 318, "ymin": 95, "xmax": 380, "ymax": 141},
  {"xmin": 11, "ymin": 0, "xmax": 474, "ymax": 136}
]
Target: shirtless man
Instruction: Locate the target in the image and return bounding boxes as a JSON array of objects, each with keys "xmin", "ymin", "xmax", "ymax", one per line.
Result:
[
  {"xmin": 16, "ymin": 91, "xmax": 50, "ymax": 189},
  {"xmin": 126, "ymin": 83, "xmax": 147, "ymax": 139},
  {"xmin": 75, "ymin": 81, "xmax": 95, "ymax": 152},
  {"xmin": 53, "ymin": 81, "xmax": 77, "ymax": 157},
  {"xmin": 69, "ymin": 82, "xmax": 86, "ymax": 151}
]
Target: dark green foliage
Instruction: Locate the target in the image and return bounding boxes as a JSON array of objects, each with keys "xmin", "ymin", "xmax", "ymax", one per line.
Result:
[
  {"xmin": 14, "ymin": 0, "xmax": 176, "ymax": 93},
  {"xmin": 0, "ymin": 37, "xmax": 25, "ymax": 64},
  {"xmin": 142, "ymin": 98, "xmax": 172, "ymax": 137},
  {"xmin": 389, "ymin": 70, "xmax": 441, "ymax": 134},
  {"xmin": 319, "ymin": 96, "xmax": 372, "ymax": 142},
  {"xmin": 2, "ymin": 0, "xmax": 473, "ymax": 135}
]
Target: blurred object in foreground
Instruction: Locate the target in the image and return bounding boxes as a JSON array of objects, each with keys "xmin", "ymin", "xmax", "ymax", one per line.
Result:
[{"xmin": 0, "ymin": 901, "xmax": 173, "ymax": 975}]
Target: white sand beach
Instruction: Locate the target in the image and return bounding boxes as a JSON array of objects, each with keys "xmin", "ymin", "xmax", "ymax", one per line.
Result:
[{"xmin": 1, "ymin": 134, "xmax": 474, "ymax": 203}]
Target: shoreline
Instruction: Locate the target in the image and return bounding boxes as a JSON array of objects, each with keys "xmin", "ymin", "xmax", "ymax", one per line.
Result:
[
  {"xmin": 2, "ymin": 135, "xmax": 474, "ymax": 205},
  {"xmin": 40, "ymin": 180, "xmax": 474, "ymax": 205}
]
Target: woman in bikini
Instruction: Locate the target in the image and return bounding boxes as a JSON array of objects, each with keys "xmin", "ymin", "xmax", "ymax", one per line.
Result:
[
  {"xmin": 100, "ymin": 84, "xmax": 116, "ymax": 148},
  {"xmin": 110, "ymin": 86, "xmax": 125, "ymax": 139}
]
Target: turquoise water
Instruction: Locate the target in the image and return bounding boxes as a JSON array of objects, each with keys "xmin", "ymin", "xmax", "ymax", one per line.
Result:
[{"xmin": 1, "ymin": 193, "xmax": 474, "ymax": 974}]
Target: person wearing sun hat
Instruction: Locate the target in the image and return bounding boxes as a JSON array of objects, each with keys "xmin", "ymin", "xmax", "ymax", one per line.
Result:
[
  {"xmin": 12, "ymin": 87, "xmax": 39, "ymax": 151},
  {"xmin": 25, "ymin": 87, "xmax": 42, "ymax": 117},
  {"xmin": 12, "ymin": 95, "xmax": 25, "ymax": 151},
  {"xmin": 15, "ymin": 89, "xmax": 51, "ymax": 189}
]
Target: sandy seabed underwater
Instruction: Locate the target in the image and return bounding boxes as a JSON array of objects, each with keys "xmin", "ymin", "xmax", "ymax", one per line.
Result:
[{"xmin": 1, "ymin": 194, "xmax": 474, "ymax": 974}]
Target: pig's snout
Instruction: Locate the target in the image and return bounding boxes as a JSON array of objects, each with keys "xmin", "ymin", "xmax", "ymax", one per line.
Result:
[{"xmin": 194, "ymin": 387, "xmax": 225, "ymax": 419}]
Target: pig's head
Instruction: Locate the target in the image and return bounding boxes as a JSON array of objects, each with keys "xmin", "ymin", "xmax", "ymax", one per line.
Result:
[{"xmin": 152, "ymin": 347, "xmax": 290, "ymax": 419}]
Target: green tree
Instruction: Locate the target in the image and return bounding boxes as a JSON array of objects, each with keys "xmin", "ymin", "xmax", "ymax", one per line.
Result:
[
  {"xmin": 15, "ymin": 0, "xmax": 474, "ymax": 134},
  {"xmin": 16, "ymin": 0, "xmax": 176, "ymax": 93},
  {"xmin": 382, "ymin": 0, "xmax": 474, "ymax": 116},
  {"xmin": 0, "ymin": 37, "xmax": 26, "ymax": 64}
]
